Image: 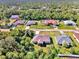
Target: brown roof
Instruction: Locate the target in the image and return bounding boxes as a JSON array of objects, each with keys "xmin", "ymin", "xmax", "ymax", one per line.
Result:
[
  {"xmin": 74, "ymin": 32, "xmax": 79, "ymax": 40},
  {"xmin": 32, "ymin": 35, "xmax": 50, "ymax": 44}
]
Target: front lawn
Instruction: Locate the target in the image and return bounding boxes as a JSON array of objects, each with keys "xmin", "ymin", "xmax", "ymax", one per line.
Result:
[
  {"xmin": 15, "ymin": 25, "xmax": 26, "ymax": 30},
  {"xmin": 40, "ymin": 31, "xmax": 60, "ymax": 49},
  {"xmin": 30, "ymin": 24, "xmax": 52, "ymax": 29},
  {"xmin": 58, "ymin": 24, "xmax": 76, "ymax": 30}
]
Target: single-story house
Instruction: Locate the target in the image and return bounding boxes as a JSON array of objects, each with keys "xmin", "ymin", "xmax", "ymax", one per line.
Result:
[
  {"xmin": 26, "ymin": 20, "xmax": 37, "ymax": 26},
  {"xmin": 43, "ymin": 19, "xmax": 58, "ymax": 25},
  {"xmin": 0, "ymin": 29, "xmax": 10, "ymax": 32},
  {"xmin": 12, "ymin": 20, "xmax": 25, "ymax": 26},
  {"xmin": 58, "ymin": 54, "xmax": 79, "ymax": 59},
  {"xmin": 63, "ymin": 20, "xmax": 76, "ymax": 26},
  {"xmin": 10, "ymin": 15, "xmax": 19, "ymax": 20},
  {"xmin": 73, "ymin": 31, "xmax": 79, "ymax": 43},
  {"xmin": 56, "ymin": 35, "xmax": 71, "ymax": 46},
  {"xmin": 0, "ymin": 25, "xmax": 10, "ymax": 32},
  {"xmin": 32, "ymin": 35, "xmax": 51, "ymax": 44},
  {"xmin": 0, "ymin": 25, "xmax": 10, "ymax": 29}
]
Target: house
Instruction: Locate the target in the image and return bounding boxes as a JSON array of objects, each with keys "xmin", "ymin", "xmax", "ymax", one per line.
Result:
[
  {"xmin": 43, "ymin": 19, "xmax": 58, "ymax": 25},
  {"xmin": 58, "ymin": 54, "xmax": 79, "ymax": 59},
  {"xmin": 0, "ymin": 29, "xmax": 10, "ymax": 32},
  {"xmin": 7, "ymin": 20, "xmax": 25, "ymax": 28},
  {"xmin": 12, "ymin": 20, "xmax": 25, "ymax": 26},
  {"xmin": 7, "ymin": 20, "xmax": 25, "ymax": 29},
  {"xmin": 63, "ymin": 20, "xmax": 76, "ymax": 26},
  {"xmin": 32, "ymin": 35, "xmax": 51, "ymax": 45},
  {"xmin": 73, "ymin": 31, "xmax": 79, "ymax": 43},
  {"xmin": 10, "ymin": 15, "xmax": 19, "ymax": 20},
  {"xmin": 0, "ymin": 25, "xmax": 10, "ymax": 32},
  {"xmin": 0, "ymin": 25, "xmax": 10, "ymax": 29},
  {"xmin": 56, "ymin": 35, "xmax": 71, "ymax": 46},
  {"xmin": 26, "ymin": 20, "xmax": 37, "ymax": 26}
]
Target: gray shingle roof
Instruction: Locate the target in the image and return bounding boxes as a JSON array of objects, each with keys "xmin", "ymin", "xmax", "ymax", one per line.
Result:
[
  {"xmin": 13, "ymin": 20, "xmax": 25, "ymax": 26},
  {"xmin": 10, "ymin": 15, "xmax": 19, "ymax": 20},
  {"xmin": 58, "ymin": 54, "xmax": 79, "ymax": 59},
  {"xmin": 64, "ymin": 20, "xmax": 76, "ymax": 26},
  {"xmin": 56, "ymin": 35, "xmax": 71, "ymax": 45},
  {"xmin": 26, "ymin": 20, "xmax": 37, "ymax": 26}
]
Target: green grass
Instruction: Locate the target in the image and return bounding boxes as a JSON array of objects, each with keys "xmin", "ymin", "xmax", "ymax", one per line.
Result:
[
  {"xmin": 15, "ymin": 25, "xmax": 26, "ymax": 30},
  {"xmin": 39, "ymin": 31, "xmax": 79, "ymax": 54},
  {"xmin": 51, "ymin": 35, "xmax": 59, "ymax": 49},
  {"xmin": 30, "ymin": 22, "xmax": 76, "ymax": 29},
  {"xmin": 30, "ymin": 24, "xmax": 51, "ymax": 29},
  {"xmin": 40, "ymin": 31, "xmax": 60, "ymax": 49},
  {"xmin": 58, "ymin": 22, "xmax": 76, "ymax": 30},
  {"xmin": 58, "ymin": 24, "xmax": 75, "ymax": 30},
  {"xmin": 65, "ymin": 32, "xmax": 79, "ymax": 47}
]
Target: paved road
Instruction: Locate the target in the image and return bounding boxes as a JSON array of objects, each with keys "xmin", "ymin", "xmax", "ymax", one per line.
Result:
[{"xmin": 30, "ymin": 29, "xmax": 79, "ymax": 33}]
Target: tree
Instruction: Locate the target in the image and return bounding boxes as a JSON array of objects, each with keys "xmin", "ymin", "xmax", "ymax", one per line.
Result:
[
  {"xmin": 54, "ymin": 57, "xmax": 61, "ymax": 59},
  {"xmin": 0, "ymin": 55, "xmax": 6, "ymax": 59},
  {"xmin": 23, "ymin": 52, "xmax": 35, "ymax": 59},
  {"xmin": 38, "ymin": 53, "xmax": 45, "ymax": 59},
  {"xmin": 6, "ymin": 52, "xmax": 13, "ymax": 59},
  {"xmin": 77, "ymin": 19, "xmax": 79, "ymax": 26},
  {"xmin": 62, "ymin": 41, "xmax": 68, "ymax": 48},
  {"xmin": 25, "ymin": 30, "xmax": 35, "ymax": 38},
  {"xmin": 19, "ymin": 52, "xmax": 25, "ymax": 59},
  {"xmin": 6, "ymin": 51, "xmax": 19, "ymax": 59},
  {"xmin": 0, "ymin": 36, "xmax": 18, "ymax": 54},
  {"xmin": 71, "ymin": 47, "xmax": 79, "ymax": 54}
]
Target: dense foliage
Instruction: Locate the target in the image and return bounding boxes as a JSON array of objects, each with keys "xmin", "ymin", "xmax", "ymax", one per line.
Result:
[
  {"xmin": 0, "ymin": 3, "xmax": 79, "ymax": 26},
  {"xmin": 0, "ymin": 2, "xmax": 79, "ymax": 59},
  {"xmin": 0, "ymin": 29, "xmax": 60, "ymax": 59}
]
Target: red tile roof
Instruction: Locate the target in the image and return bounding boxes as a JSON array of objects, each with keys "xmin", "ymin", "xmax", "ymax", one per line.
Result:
[
  {"xmin": 32, "ymin": 35, "xmax": 50, "ymax": 44},
  {"xmin": 74, "ymin": 30, "xmax": 79, "ymax": 40},
  {"xmin": 44, "ymin": 20, "xmax": 57, "ymax": 25},
  {"xmin": 74, "ymin": 32, "xmax": 79, "ymax": 40}
]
